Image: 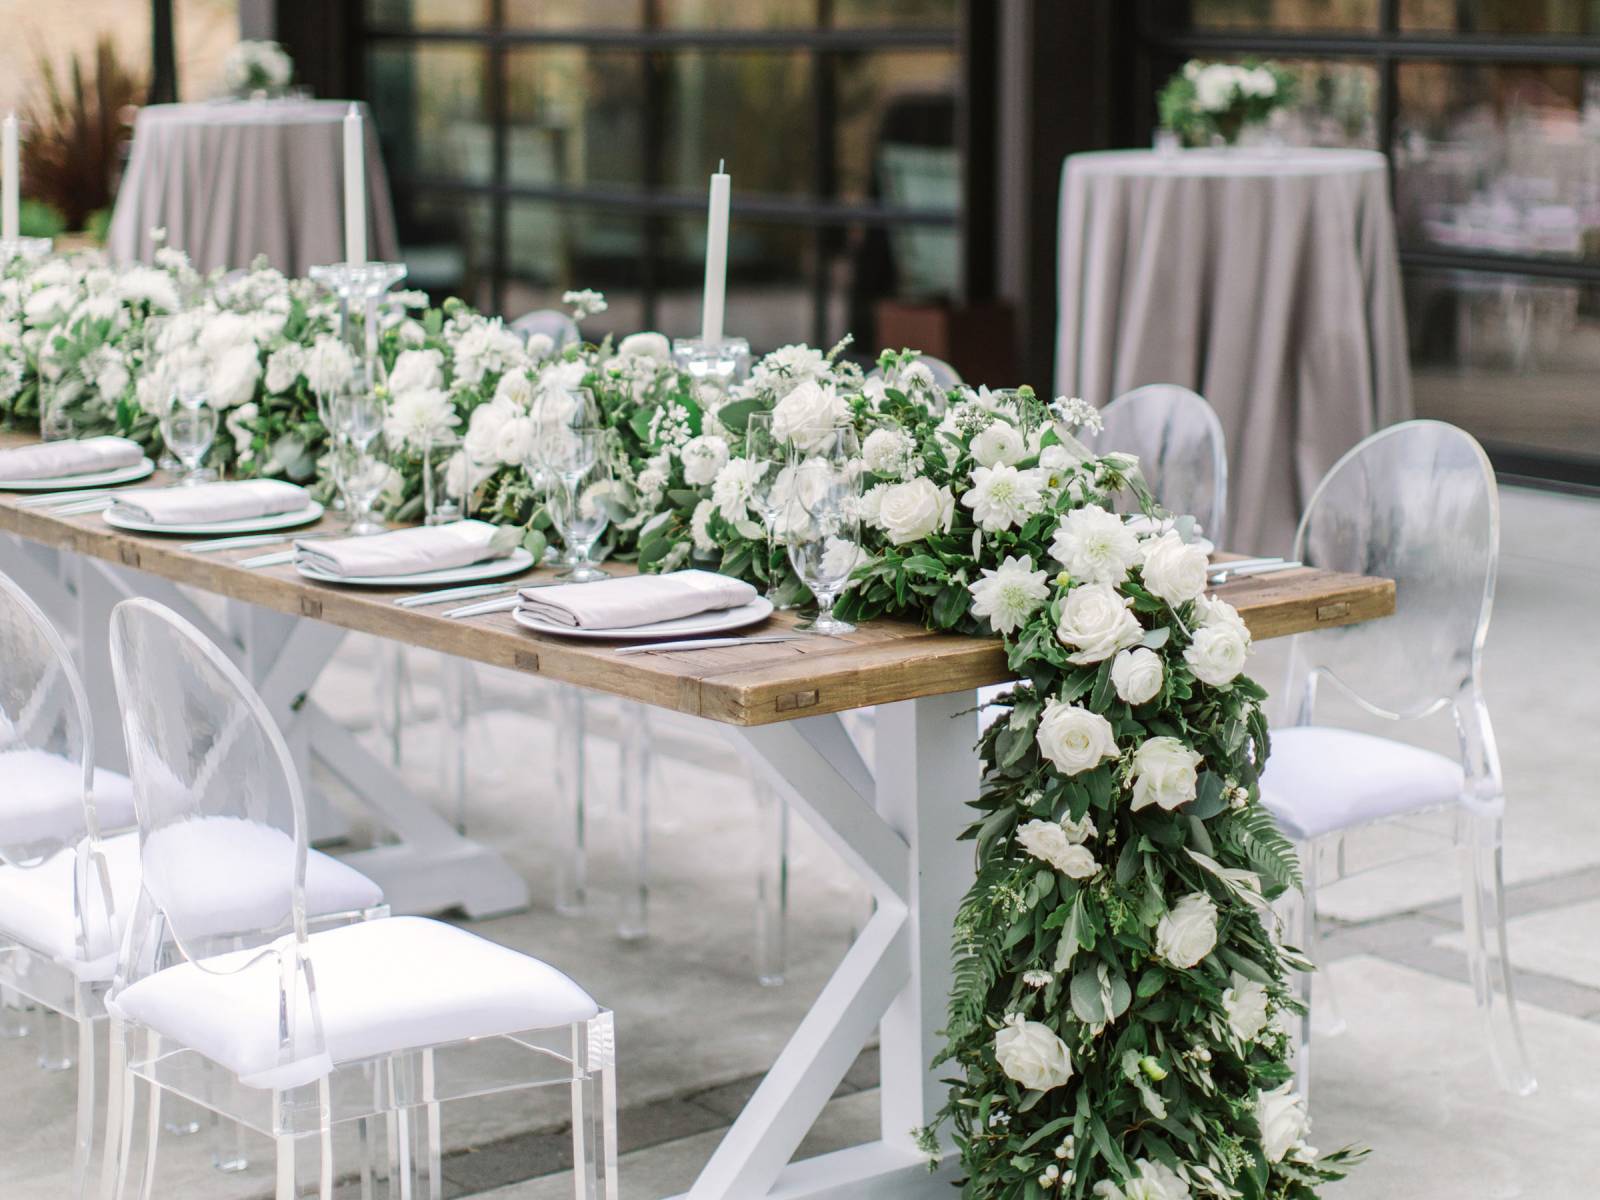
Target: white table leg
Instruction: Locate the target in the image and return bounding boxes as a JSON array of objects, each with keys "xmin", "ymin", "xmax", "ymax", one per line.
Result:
[{"xmin": 684, "ymin": 690, "xmax": 976, "ymax": 1200}]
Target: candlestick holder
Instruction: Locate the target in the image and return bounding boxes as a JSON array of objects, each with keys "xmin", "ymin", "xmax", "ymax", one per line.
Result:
[
  {"xmin": 0, "ymin": 237, "xmax": 53, "ymax": 264},
  {"xmin": 308, "ymin": 261, "xmax": 408, "ymax": 385},
  {"xmin": 672, "ymin": 335, "xmax": 750, "ymax": 395}
]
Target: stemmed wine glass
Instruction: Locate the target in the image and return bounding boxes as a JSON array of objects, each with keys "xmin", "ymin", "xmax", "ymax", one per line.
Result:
[
  {"xmin": 158, "ymin": 385, "xmax": 218, "ymax": 486},
  {"xmin": 330, "ymin": 377, "xmax": 388, "ymax": 533},
  {"xmin": 529, "ymin": 386, "xmax": 601, "ymax": 566},
  {"xmin": 744, "ymin": 411, "xmax": 786, "ymax": 602},
  {"xmin": 547, "ymin": 426, "xmax": 611, "ymax": 583},
  {"xmin": 783, "ymin": 426, "xmax": 862, "ymax": 636}
]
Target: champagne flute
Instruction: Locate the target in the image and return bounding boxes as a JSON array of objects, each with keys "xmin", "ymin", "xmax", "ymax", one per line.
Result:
[
  {"xmin": 744, "ymin": 410, "xmax": 785, "ymax": 602},
  {"xmin": 784, "ymin": 426, "xmax": 862, "ymax": 636}
]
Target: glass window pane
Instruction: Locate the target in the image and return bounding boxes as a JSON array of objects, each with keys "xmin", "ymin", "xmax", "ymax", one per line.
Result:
[
  {"xmin": 831, "ymin": 0, "xmax": 960, "ymax": 26},
  {"xmin": 1401, "ymin": 0, "xmax": 1600, "ymax": 34},
  {"xmin": 364, "ymin": 0, "xmax": 491, "ymax": 31},
  {"xmin": 658, "ymin": 1, "xmax": 817, "ymax": 28},
  {"xmin": 398, "ymin": 191, "xmax": 494, "ymax": 311},
  {"xmin": 833, "ymin": 50, "xmax": 961, "ymax": 207},
  {"xmin": 503, "ymin": 201, "xmax": 650, "ymax": 334},
  {"xmin": 504, "ymin": 48, "xmax": 645, "ymax": 191},
  {"xmin": 1394, "ymin": 62, "xmax": 1600, "ymax": 263},
  {"xmin": 662, "ymin": 52, "xmax": 814, "ymax": 199},
  {"xmin": 657, "ymin": 214, "xmax": 816, "ymax": 347},
  {"xmin": 503, "ymin": 0, "xmax": 642, "ymax": 28},
  {"xmin": 1187, "ymin": 0, "xmax": 1378, "ymax": 31},
  {"xmin": 367, "ymin": 44, "xmax": 492, "ymax": 185},
  {"xmin": 1407, "ymin": 268, "xmax": 1600, "ymax": 468}
]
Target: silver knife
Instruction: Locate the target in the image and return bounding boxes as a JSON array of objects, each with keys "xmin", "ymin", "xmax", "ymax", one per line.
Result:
[
  {"xmin": 444, "ymin": 594, "xmax": 525, "ymax": 619},
  {"xmin": 615, "ymin": 635, "xmax": 802, "ymax": 655},
  {"xmin": 394, "ymin": 583, "xmax": 516, "ymax": 608},
  {"xmin": 238, "ymin": 549, "xmax": 297, "ymax": 568},
  {"xmin": 1208, "ymin": 560, "xmax": 1302, "ymax": 585},
  {"xmin": 184, "ymin": 532, "xmax": 300, "ymax": 553},
  {"xmin": 48, "ymin": 498, "xmax": 116, "ymax": 516},
  {"xmin": 16, "ymin": 488, "xmax": 116, "ymax": 507}
]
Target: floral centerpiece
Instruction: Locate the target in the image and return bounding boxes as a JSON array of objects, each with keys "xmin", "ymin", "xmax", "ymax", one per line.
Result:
[
  {"xmin": 221, "ymin": 40, "xmax": 294, "ymax": 100},
  {"xmin": 1158, "ymin": 60, "xmax": 1296, "ymax": 147}
]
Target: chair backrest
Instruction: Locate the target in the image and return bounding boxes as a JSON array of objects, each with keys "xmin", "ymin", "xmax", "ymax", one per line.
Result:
[
  {"xmin": 1284, "ymin": 420, "xmax": 1497, "ymax": 725},
  {"xmin": 108, "ymin": 597, "xmax": 311, "ymax": 962},
  {"xmin": 510, "ymin": 308, "xmax": 580, "ymax": 352},
  {"xmin": 0, "ymin": 570, "xmax": 98, "ymax": 866},
  {"xmin": 1091, "ymin": 384, "xmax": 1228, "ymax": 538}
]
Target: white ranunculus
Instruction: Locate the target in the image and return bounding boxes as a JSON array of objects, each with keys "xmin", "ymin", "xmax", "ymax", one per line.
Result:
[
  {"xmin": 1111, "ymin": 646, "xmax": 1164, "ymax": 705},
  {"xmin": 263, "ymin": 344, "xmax": 305, "ymax": 394},
  {"xmin": 1139, "ymin": 530, "xmax": 1210, "ymax": 607},
  {"xmin": 861, "ymin": 427, "xmax": 914, "ymax": 478},
  {"xmin": 681, "ymin": 434, "xmax": 731, "ymax": 487},
  {"xmin": 493, "ymin": 414, "xmax": 537, "ymax": 465},
  {"xmin": 821, "ymin": 536, "xmax": 868, "ymax": 586},
  {"xmin": 494, "ymin": 368, "xmax": 535, "ymax": 411},
  {"xmin": 443, "ymin": 449, "xmax": 495, "ymax": 503},
  {"xmin": 962, "ymin": 463, "xmax": 1047, "ymax": 533},
  {"xmin": 197, "ymin": 312, "xmax": 256, "ymax": 359},
  {"xmin": 303, "ymin": 335, "xmax": 355, "ymax": 397},
  {"xmin": 1129, "ymin": 735, "xmax": 1203, "ymax": 812},
  {"xmin": 522, "ymin": 331, "xmax": 554, "ymax": 360},
  {"xmin": 770, "ymin": 378, "xmax": 848, "ymax": 450},
  {"xmin": 383, "ymin": 387, "xmax": 458, "ymax": 452},
  {"xmin": 876, "ymin": 477, "xmax": 953, "ymax": 546},
  {"xmin": 1223, "ymin": 972, "xmax": 1270, "ymax": 1043},
  {"xmin": 968, "ymin": 554, "xmax": 1050, "ymax": 636},
  {"xmin": 618, "ymin": 330, "xmax": 670, "ymax": 361},
  {"xmin": 1194, "ymin": 592, "xmax": 1249, "ymax": 637},
  {"xmin": 210, "ymin": 343, "xmax": 263, "ymax": 408},
  {"xmin": 993, "ymin": 1014, "xmax": 1073, "ymax": 1092},
  {"xmin": 1054, "ymin": 583, "xmax": 1144, "ymax": 665},
  {"xmin": 1016, "ymin": 819, "xmax": 1099, "ymax": 879},
  {"xmin": 1184, "ymin": 623, "xmax": 1250, "ymax": 687},
  {"xmin": 463, "ymin": 396, "xmax": 517, "ymax": 464},
  {"xmin": 388, "ymin": 348, "xmax": 445, "ymax": 395},
  {"xmin": 1035, "ymin": 698, "xmax": 1119, "ymax": 777},
  {"xmin": 1051, "ymin": 505, "xmax": 1142, "ymax": 585},
  {"xmin": 711, "ymin": 456, "xmax": 762, "ymax": 522},
  {"xmin": 1256, "ymin": 1081, "xmax": 1312, "ymax": 1164},
  {"xmin": 1155, "ymin": 892, "xmax": 1217, "ymax": 969},
  {"xmin": 969, "ymin": 419, "xmax": 1026, "ymax": 468}
]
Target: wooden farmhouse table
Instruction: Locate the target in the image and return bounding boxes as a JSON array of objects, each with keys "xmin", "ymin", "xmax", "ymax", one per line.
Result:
[{"xmin": 0, "ymin": 445, "xmax": 1393, "ymax": 1200}]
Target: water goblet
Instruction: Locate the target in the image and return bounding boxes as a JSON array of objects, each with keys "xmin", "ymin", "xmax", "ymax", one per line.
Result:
[
  {"xmin": 333, "ymin": 437, "xmax": 389, "ymax": 536},
  {"xmin": 422, "ymin": 430, "xmax": 464, "ymax": 525},
  {"xmin": 159, "ymin": 392, "xmax": 219, "ymax": 486},
  {"xmin": 548, "ymin": 426, "xmax": 611, "ymax": 583},
  {"xmin": 331, "ymin": 380, "xmax": 385, "ymax": 453},
  {"xmin": 783, "ymin": 426, "xmax": 862, "ymax": 636}
]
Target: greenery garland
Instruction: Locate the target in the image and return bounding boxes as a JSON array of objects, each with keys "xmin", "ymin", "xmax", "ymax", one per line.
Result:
[{"xmin": 0, "ymin": 253, "xmax": 1359, "ymax": 1198}]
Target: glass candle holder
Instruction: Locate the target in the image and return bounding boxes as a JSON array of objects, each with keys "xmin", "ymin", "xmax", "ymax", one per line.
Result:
[{"xmin": 672, "ymin": 336, "xmax": 750, "ymax": 395}]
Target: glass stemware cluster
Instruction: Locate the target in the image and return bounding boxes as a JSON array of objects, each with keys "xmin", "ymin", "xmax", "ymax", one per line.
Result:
[
  {"xmin": 324, "ymin": 368, "xmax": 389, "ymax": 535},
  {"xmin": 526, "ymin": 385, "xmax": 612, "ymax": 583}
]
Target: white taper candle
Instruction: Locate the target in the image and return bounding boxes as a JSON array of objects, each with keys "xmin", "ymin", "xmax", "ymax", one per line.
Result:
[
  {"xmin": 343, "ymin": 103, "xmax": 367, "ymax": 264},
  {"xmin": 2, "ymin": 114, "xmax": 18, "ymax": 244},
  {"xmin": 700, "ymin": 160, "xmax": 730, "ymax": 344}
]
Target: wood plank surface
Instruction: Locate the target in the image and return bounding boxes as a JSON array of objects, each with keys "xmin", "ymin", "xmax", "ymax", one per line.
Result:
[{"xmin": 0, "ymin": 448, "xmax": 1394, "ymax": 727}]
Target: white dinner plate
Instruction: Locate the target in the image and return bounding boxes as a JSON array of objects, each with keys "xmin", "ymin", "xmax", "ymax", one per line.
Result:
[
  {"xmin": 0, "ymin": 458, "xmax": 154, "ymax": 492},
  {"xmin": 295, "ymin": 547, "xmax": 537, "ymax": 588},
  {"xmin": 512, "ymin": 596, "xmax": 776, "ymax": 641},
  {"xmin": 102, "ymin": 501, "xmax": 326, "ymax": 536}
]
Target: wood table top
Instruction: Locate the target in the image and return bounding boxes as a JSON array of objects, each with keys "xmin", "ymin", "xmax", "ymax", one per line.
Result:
[{"xmin": 0, "ymin": 453, "xmax": 1394, "ymax": 727}]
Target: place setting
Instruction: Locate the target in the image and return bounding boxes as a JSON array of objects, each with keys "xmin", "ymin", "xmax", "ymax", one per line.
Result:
[{"xmin": 0, "ymin": 436, "xmax": 154, "ymax": 496}]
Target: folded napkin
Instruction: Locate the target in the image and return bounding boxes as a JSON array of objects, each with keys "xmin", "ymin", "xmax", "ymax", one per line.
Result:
[
  {"xmin": 296, "ymin": 520, "xmax": 508, "ymax": 579},
  {"xmin": 0, "ymin": 436, "xmax": 144, "ymax": 481},
  {"xmin": 518, "ymin": 570, "xmax": 757, "ymax": 630},
  {"xmin": 110, "ymin": 480, "xmax": 310, "ymax": 526}
]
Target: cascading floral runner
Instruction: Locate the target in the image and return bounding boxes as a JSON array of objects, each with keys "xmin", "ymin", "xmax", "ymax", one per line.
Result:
[{"xmin": 0, "ymin": 246, "xmax": 1356, "ymax": 1200}]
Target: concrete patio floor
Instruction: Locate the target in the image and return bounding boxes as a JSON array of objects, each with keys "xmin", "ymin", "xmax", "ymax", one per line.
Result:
[{"xmin": 1, "ymin": 483, "xmax": 1595, "ymax": 1198}]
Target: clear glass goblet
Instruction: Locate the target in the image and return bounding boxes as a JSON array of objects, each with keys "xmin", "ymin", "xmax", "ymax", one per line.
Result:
[
  {"xmin": 548, "ymin": 426, "xmax": 611, "ymax": 583},
  {"xmin": 159, "ymin": 394, "xmax": 219, "ymax": 486},
  {"xmin": 783, "ymin": 426, "xmax": 862, "ymax": 636},
  {"xmin": 333, "ymin": 438, "xmax": 389, "ymax": 536}
]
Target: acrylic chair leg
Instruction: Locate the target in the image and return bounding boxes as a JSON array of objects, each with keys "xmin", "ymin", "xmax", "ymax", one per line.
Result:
[
  {"xmin": 70, "ymin": 1004, "xmax": 95, "ymax": 1200},
  {"xmin": 375, "ymin": 643, "xmax": 410, "ymax": 769},
  {"xmin": 209, "ymin": 1108, "xmax": 250, "ymax": 1172},
  {"xmin": 134, "ymin": 1057, "xmax": 162, "ymax": 1200},
  {"xmin": 0, "ymin": 985, "xmax": 29, "ymax": 1038},
  {"xmin": 587, "ymin": 1014, "xmax": 619, "ymax": 1200},
  {"xmin": 571, "ymin": 1025, "xmax": 599, "ymax": 1200},
  {"xmin": 555, "ymin": 686, "xmax": 588, "ymax": 916},
  {"xmin": 1273, "ymin": 862, "xmax": 1313, "ymax": 1102},
  {"xmin": 1459, "ymin": 812, "xmax": 1537, "ymax": 1096},
  {"xmin": 441, "ymin": 658, "xmax": 472, "ymax": 835},
  {"xmin": 617, "ymin": 701, "xmax": 651, "ymax": 941},
  {"xmin": 37, "ymin": 1005, "xmax": 75, "ymax": 1070},
  {"xmin": 422, "ymin": 1049, "xmax": 443, "ymax": 1199},
  {"xmin": 754, "ymin": 780, "xmax": 790, "ymax": 987},
  {"xmin": 1300, "ymin": 847, "xmax": 1345, "ymax": 1039},
  {"xmin": 99, "ymin": 1019, "xmax": 128, "ymax": 1200}
]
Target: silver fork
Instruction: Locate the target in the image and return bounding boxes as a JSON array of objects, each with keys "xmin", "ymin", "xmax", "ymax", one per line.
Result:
[{"xmin": 15, "ymin": 488, "xmax": 116, "ymax": 508}]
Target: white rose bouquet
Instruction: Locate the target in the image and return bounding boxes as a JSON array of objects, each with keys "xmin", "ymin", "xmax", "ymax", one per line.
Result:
[
  {"xmin": 1158, "ymin": 58, "xmax": 1297, "ymax": 146},
  {"xmin": 222, "ymin": 40, "xmax": 294, "ymax": 98}
]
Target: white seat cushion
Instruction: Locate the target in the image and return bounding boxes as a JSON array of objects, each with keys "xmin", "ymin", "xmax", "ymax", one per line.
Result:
[
  {"xmin": 0, "ymin": 749, "xmax": 137, "ymax": 848},
  {"xmin": 112, "ymin": 917, "xmax": 599, "ymax": 1087},
  {"xmin": 1260, "ymin": 726, "xmax": 1465, "ymax": 841},
  {"xmin": 0, "ymin": 831, "xmax": 384, "ymax": 980}
]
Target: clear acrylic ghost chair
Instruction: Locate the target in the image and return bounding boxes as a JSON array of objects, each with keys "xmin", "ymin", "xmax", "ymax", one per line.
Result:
[
  {"xmin": 1089, "ymin": 384, "xmax": 1228, "ymax": 539},
  {"xmin": 511, "ymin": 309, "xmax": 581, "ymax": 353},
  {"xmin": 1262, "ymin": 419, "xmax": 1534, "ymax": 1099},
  {"xmin": 102, "ymin": 598, "xmax": 617, "ymax": 1200}
]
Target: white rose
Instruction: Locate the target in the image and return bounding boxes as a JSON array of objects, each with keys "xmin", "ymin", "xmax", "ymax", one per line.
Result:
[
  {"xmin": 821, "ymin": 536, "xmax": 868, "ymax": 586},
  {"xmin": 876, "ymin": 477, "xmax": 953, "ymax": 546},
  {"xmin": 770, "ymin": 378, "xmax": 848, "ymax": 450},
  {"xmin": 618, "ymin": 331, "xmax": 670, "ymax": 361},
  {"xmin": 210, "ymin": 343, "xmax": 263, "ymax": 408},
  {"xmin": 1194, "ymin": 593, "xmax": 1249, "ymax": 637},
  {"xmin": 1035, "ymin": 698, "xmax": 1119, "ymax": 777},
  {"xmin": 197, "ymin": 311, "xmax": 256, "ymax": 358},
  {"xmin": 1051, "ymin": 505, "xmax": 1142, "ymax": 585},
  {"xmin": 1184, "ymin": 623, "xmax": 1249, "ymax": 687},
  {"xmin": 493, "ymin": 414, "xmax": 537, "ymax": 466},
  {"xmin": 1054, "ymin": 583, "xmax": 1144, "ymax": 665},
  {"xmin": 1155, "ymin": 892, "xmax": 1217, "ymax": 969},
  {"xmin": 388, "ymin": 348, "xmax": 445, "ymax": 395},
  {"xmin": 303, "ymin": 335, "xmax": 355, "ymax": 396},
  {"xmin": 993, "ymin": 1014, "xmax": 1073, "ymax": 1092},
  {"xmin": 264, "ymin": 344, "xmax": 305, "ymax": 394},
  {"xmin": 1139, "ymin": 531, "xmax": 1209, "ymax": 607},
  {"xmin": 1223, "ymin": 972, "xmax": 1270, "ymax": 1043},
  {"xmin": 969, "ymin": 420, "xmax": 1026, "ymax": 467},
  {"xmin": 1255, "ymin": 1081, "xmax": 1312, "ymax": 1164},
  {"xmin": 1016, "ymin": 819, "xmax": 1099, "ymax": 879},
  {"xmin": 681, "ymin": 434, "xmax": 731, "ymax": 487},
  {"xmin": 1111, "ymin": 647, "xmax": 1163, "ymax": 706},
  {"xmin": 1129, "ymin": 736, "xmax": 1203, "ymax": 812}
]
